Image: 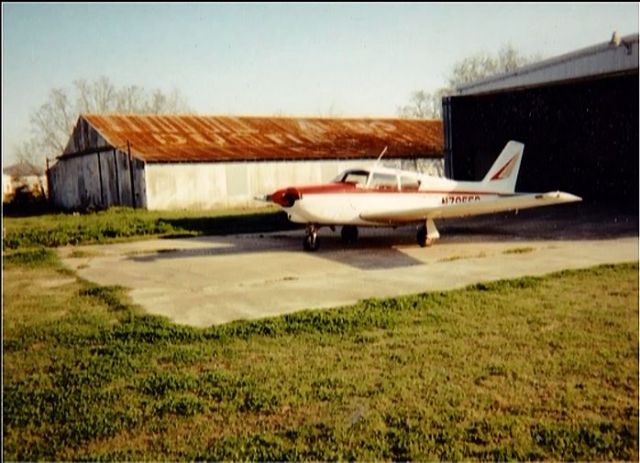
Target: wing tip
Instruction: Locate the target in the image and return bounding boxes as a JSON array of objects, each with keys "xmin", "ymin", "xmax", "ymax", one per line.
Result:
[{"xmin": 539, "ymin": 191, "xmax": 582, "ymax": 202}]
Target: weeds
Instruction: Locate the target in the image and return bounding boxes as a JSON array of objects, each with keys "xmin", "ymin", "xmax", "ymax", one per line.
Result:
[
  {"xmin": 3, "ymin": 206, "xmax": 292, "ymax": 250},
  {"xmin": 438, "ymin": 251, "xmax": 487, "ymax": 262},
  {"xmin": 3, "ymin": 251, "xmax": 638, "ymax": 461},
  {"xmin": 3, "ymin": 247, "xmax": 58, "ymax": 267},
  {"xmin": 503, "ymin": 246, "xmax": 536, "ymax": 254}
]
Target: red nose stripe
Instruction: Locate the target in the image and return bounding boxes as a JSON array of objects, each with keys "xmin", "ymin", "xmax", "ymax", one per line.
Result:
[
  {"xmin": 271, "ymin": 187, "xmax": 301, "ymax": 207},
  {"xmin": 271, "ymin": 183, "xmax": 359, "ymax": 206}
]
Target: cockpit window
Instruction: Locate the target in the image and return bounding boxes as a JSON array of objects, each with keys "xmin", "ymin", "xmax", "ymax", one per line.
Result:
[
  {"xmin": 369, "ymin": 173, "xmax": 399, "ymax": 190},
  {"xmin": 333, "ymin": 169, "xmax": 369, "ymax": 186}
]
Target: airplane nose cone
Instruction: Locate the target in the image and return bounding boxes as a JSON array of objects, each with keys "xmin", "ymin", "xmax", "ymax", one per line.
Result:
[{"xmin": 271, "ymin": 187, "xmax": 301, "ymax": 208}]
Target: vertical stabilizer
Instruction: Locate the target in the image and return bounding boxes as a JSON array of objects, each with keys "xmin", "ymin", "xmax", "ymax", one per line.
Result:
[{"xmin": 481, "ymin": 141, "xmax": 524, "ymax": 193}]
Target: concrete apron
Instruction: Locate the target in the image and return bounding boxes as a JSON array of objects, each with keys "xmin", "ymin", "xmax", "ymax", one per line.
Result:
[{"xmin": 58, "ymin": 230, "xmax": 638, "ymax": 327}]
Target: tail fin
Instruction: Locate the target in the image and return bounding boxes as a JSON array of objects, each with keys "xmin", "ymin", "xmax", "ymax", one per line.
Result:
[{"xmin": 481, "ymin": 141, "xmax": 524, "ymax": 193}]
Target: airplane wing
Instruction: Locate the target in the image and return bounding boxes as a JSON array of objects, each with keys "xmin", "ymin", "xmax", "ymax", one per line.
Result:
[{"xmin": 360, "ymin": 191, "xmax": 582, "ymax": 224}]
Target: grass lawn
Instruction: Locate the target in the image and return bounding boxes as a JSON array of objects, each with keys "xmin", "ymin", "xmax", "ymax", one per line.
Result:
[
  {"xmin": 2, "ymin": 246, "xmax": 637, "ymax": 461},
  {"xmin": 2, "ymin": 206, "xmax": 294, "ymax": 249}
]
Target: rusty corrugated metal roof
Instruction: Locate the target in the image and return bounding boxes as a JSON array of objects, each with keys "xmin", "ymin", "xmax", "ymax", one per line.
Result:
[{"xmin": 66, "ymin": 114, "xmax": 443, "ymax": 162}]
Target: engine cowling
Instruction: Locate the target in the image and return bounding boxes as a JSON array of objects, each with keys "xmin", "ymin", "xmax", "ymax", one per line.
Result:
[{"xmin": 271, "ymin": 187, "xmax": 301, "ymax": 208}]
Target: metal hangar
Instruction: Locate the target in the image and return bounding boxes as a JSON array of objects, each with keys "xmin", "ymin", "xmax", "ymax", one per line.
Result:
[{"xmin": 442, "ymin": 33, "xmax": 638, "ymax": 209}]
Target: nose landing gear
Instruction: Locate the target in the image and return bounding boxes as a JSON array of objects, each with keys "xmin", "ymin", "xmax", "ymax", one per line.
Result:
[
  {"xmin": 303, "ymin": 224, "xmax": 319, "ymax": 251},
  {"xmin": 417, "ymin": 219, "xmax": 440, "ymax": 247}
]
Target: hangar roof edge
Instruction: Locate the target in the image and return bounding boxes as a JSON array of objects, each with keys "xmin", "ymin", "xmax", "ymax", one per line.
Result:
[{"xmin": 456, "ymin": 33, "xmax": 639, "ymax": 96}]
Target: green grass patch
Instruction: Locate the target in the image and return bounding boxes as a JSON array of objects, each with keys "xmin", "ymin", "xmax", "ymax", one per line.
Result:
[
  {"xmin": 3, "ymin": 206, "xmax": 293, "ymax": 250},
  {"xmin": 3, "ymin": 252, "xmax": 638, "ymax": 461},
  {"xmin": 3, "ymin": 247, "xmax": 59, "ymax": 267}
]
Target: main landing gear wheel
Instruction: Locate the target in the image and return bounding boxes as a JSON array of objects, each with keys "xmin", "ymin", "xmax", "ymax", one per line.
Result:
[
  {"xmin": 416, "ymin": 225, "xmax": 432, "ymax": 247},
  {"xmin": 341, "ymin": 225, "xmax": 359, "ymax": 244},
  {"xmin": 303, "ymin": 225, "xmax": 319, "ymax": 251},
  {"xmin": 417, "ymin": 219, "xmax": 440, "ymax": 248}
]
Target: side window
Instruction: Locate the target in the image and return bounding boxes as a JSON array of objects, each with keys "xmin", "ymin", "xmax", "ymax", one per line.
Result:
[
  {"xmin": 400, "ymin": 176, "xmax": 421, "ymax": 191},
  {"xmin": 333, "ymin": 170, "xmax": 369, "ymax": 186},
  {"xmin": 369, "ymin": 173, "xmax": 399, "ymax": 190},
  {"xmin": 343, "ymin": 172, "xmax": 368, "ymax": 186}
]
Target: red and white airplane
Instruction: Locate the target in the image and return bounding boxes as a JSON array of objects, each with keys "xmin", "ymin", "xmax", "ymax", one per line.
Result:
[{"xmin": 264, "ymin": 141, "xmax": 581, "ymax": 251}]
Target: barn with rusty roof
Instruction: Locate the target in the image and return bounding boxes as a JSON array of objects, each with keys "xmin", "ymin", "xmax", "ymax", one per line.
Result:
[{"xmin": 48, "ymin": 114, "xmax": 443, "ymax": 210}]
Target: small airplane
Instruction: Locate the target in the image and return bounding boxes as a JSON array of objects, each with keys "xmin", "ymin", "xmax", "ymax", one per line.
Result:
[{"xmin": 262, "ymin": 141, "xmax": 582, "ymax": 251}]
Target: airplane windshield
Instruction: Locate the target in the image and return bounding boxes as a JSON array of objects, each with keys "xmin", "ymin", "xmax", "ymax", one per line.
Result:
[{"xmin": 333, "ymin": 169, "xmax": 369, "ymax": 186}]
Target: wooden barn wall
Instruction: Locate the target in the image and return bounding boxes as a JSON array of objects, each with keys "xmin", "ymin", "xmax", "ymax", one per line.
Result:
[{"xmin": 49, "ymin": 149, "xmax": 146, "ymax": 211}]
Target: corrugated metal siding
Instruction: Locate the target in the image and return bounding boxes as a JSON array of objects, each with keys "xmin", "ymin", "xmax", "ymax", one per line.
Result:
[
  {"xmin": 144, "ymin": 158, "xmax": 444, "ymax": 210},
  {"xmin": 457, "ymin": 33, "xmax": 639, "ymax": 96},
  {"xmin": 62, "ymin": 114, "xmax": 443, "ymax": 162}
]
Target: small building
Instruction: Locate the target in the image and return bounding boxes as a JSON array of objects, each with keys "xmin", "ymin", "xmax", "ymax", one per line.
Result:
[
  {"xmin": 442, "ymin": 32, "xmax": 638, "ymax": 208},
  {"xmin": 49, "ymin": 114, "xmax": 443, "ymax": 210},
  {"xmin": 2, "ymin": 173, "xmax": 13, "ymax": 202},
  {"xmin": 3, "ymin": 161, "xmax": 47, "ymax": 202}
]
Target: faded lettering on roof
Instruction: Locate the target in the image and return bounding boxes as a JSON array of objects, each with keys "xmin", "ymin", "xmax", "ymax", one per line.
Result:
[{"xmin": 68, "ymin": 114, "xmax": 443, "ymax": 162}]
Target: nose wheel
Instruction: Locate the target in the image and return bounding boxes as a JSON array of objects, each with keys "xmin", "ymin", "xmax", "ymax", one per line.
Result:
[{"xmin": 303, "ymin": 224, "xmax": 319, "ymax": 251}]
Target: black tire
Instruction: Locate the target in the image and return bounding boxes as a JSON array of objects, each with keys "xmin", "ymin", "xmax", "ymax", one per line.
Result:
[
  {"xmin": 303, "ymin": 232, "xmax": 319, "ymax": 251},
  {"xmin": 340, "ymin": 225, "xmax": 359, "ymax": 244},
  {"xmin": 417, "ymin": 224, "xmax": 428, "ymax": 247}
]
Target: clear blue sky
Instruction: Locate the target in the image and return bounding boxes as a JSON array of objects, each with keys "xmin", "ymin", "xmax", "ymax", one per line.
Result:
[{"xmin": 2, "ymin": 2, "xmax": 638, "ymax": 164}]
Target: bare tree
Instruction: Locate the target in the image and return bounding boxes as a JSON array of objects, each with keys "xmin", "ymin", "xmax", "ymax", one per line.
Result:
[
  {"xmin": 397, "ymin": 89, "xmax": 448, "ymax": 119},
  {"xmin": 16, "ymin": 76, "xmax": 192, "ymax": 165},
  {"xmin": 448, "ymin": 44, "xmax": 540, "ymax": 87},
  {"xmin": 447, "ymin": 53, "xmax": 498, "ymax": 88},
  {"xmin": 14, "ymin": 138, "xmax": 44, "ymax": 166},
  {"xmin": 117, "ymin": 85, "xmax": 146, "ymax": 113},
  {"xmin": 399, "ymin": 44, "xmax": 540, "ymax": 119}
]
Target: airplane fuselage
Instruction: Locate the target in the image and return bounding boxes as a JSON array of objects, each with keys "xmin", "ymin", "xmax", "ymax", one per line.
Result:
[{"xmin": 272, "ymin": 175, "xmax": 505, "ymax": 226}]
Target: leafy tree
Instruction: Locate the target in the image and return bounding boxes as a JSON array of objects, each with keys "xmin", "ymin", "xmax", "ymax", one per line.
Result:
[{"xmin": 15, "ymin": 76, "xmax": 191, "ymax": 165}]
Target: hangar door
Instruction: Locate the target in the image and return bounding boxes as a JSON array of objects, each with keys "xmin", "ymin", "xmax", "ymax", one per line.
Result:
[{"xmin": 442, "ymin": 72, "xmax": 638, "ymax": 209}]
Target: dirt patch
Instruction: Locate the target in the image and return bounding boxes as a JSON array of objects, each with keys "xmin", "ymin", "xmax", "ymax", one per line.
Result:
[{"xmin": 37, "ymin": 277, "xmax": 76, "ymax": 289}]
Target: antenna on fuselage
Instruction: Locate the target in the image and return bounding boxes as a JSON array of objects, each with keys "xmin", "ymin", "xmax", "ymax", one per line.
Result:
[
  {"xmin": 374, "ymin": 146, "xmax": 388, "ymax": 166},
  {"xmin": 366, "ymin": 145, "xmax": 388, "ymax": 187}
]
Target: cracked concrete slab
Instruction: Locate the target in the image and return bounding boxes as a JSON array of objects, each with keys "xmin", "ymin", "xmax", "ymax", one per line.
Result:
[{"xmin": 58, "ymin": 212, "xmax": 638, "ymax": 327}]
